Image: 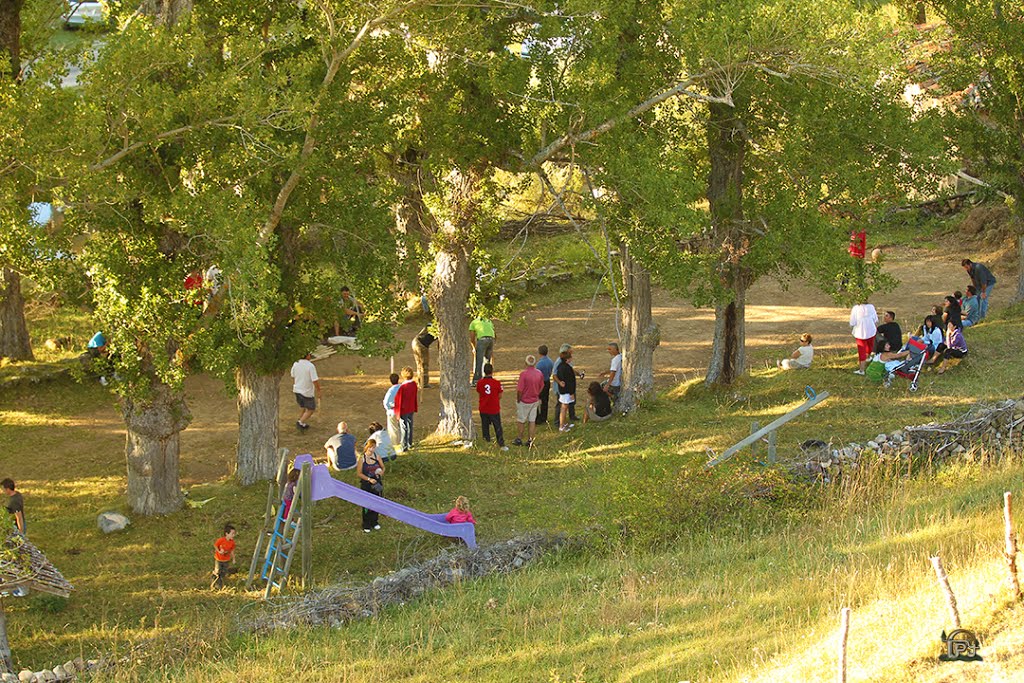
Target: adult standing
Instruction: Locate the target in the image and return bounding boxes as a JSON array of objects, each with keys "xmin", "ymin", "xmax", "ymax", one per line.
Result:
[
  {"xmin": 290, "ymin": 352, "xmax": 321, "ymax": 430},
  {"xmin": 554, "ymin": 346, "xmax": 577, "ymax": 432},
  {"xmin": 476, "ymin": 363, "xmax": 507, "ymax": 451},
  {"xmin": 849, "ymin": 300, "xmax": 878, "ymax": 375},
  {"xmin": 873, "ymin": 311, "xmax": 902, "ymax": 353},
  {"xmin": 382, "ymin": 373, "xmax": 401, "ymax": 451},
  {"xmin": 514, "ymin": 355, "xmax": 545, "ymax": 447},
  {"xmin": 551, "ymin": 344, "xmax": 580, "ymax": 422},
  {"xmin": 599, "ymin": 342, "xmax": 622, "ymax": 400},
  {"xmin": 469, "ymin": 315, "xmax": 495, "ymax": 384},
  {"xmin": 2, "ymin": 479, "xmax": 24, "ymax": 535},
  {"xmin": 534, "ymin": 345, "xmax": 554, "ymax": 426},
  {"xmin": 324, "ymin": 422, "xmax": 357, "ymax": 471},
  {"xmin": 394, "ymin": 366, "xmax": 419, "ymax": 453},
  {"xmin": 961, "ymin": 258, "xmax": 996, "ymax": 320}
]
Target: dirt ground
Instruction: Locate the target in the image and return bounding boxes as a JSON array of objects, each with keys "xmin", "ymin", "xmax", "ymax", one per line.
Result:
[{"xmin": 166, "ymin": 245, "xmax": 1003, "ymax": 484}]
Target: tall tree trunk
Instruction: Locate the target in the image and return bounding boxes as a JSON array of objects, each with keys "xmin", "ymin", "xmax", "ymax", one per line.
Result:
[
  {"xmin": 430, "ymin": 168, "xmax": 479, "ymax": 440},
  {"xmin": 235, "ymin": 366, "xmax": 281, "ymax": 486},
  {"xmin": 0, "ymin": 268, "xmax": 33, "ymax": 361},
  {"xmin": 704, "ymin": 98, "xmax": 749, "ymax": 387},
  {"xmin": 0, "ymin": 0, "xmax": 23, "ymax": 82},
  {"xmin": 431, "ymin": 244, "xmax": 473, "ymax": 439},
  {"xmin": 706, "ymin": 285, "xmax": 747, "ymax": 386},
  {"xmin": 123, "ymin": 379, "xmax": 191, "ymax": 515},
  {"xmin": 618, "ymin": 243, "xmax": 658, "ymax": 412},
  {"xmin": 0, "ymin": 597, "xmax": 11, "ymax": 674}
]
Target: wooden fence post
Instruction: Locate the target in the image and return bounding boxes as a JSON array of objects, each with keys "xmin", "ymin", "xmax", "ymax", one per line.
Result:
[
  {"xmin": 930, "ymin": 556, "xmax": 961, "ymax": 629},
  {"xmin": 300, "ymin": 461, "xmax": 313, "ymax": 589},
  {"xmin": 767, "ymin": 430, "xmax": 778, "ymax": 464},
  {"xmin": 1004, "ymin": 491, "xmax": 1021, "ymax": 600},
  {"xmin": 837, "ymin": 607, "xmax": 850, "ymax": 683}
]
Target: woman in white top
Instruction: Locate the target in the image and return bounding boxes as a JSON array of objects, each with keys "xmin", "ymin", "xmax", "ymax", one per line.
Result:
[
  {"xmin": 367, "ymin": 421, "xmax": 397, "ymax": 462},
  {"xmin": 778, "ymin": 333, "xmax": 814, "ymax": 370},
  {"xmin": 849, "ymin": 301, "xmax": 879, "ymax": 375}
]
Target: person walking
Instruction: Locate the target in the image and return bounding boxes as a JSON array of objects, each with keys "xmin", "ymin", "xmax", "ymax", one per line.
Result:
[
  {"xmin": 534, "ymin": 345, "xmax": 554, "ymax": 425},
  {"xmin": 394, "ymin": 366, "xmax": 418, "ymax": 453},
  {"xmin": 2, "ymin": 478, "xmax": 25, "ymax": 535},
  {"xmin": 469, "ymin": 315, "xmax": 495, "ymax": 384},
  {"xmin": 849, "ymin": 300, "xmax": 878, "ymax": 375},
  {"xmin": 290, "ymin": 351, "xmax": 321, "ymax": 429},
  {"xmin": 476, "ymin": 363, "xmax": 507, "ymax": 451},
  {"xmin": 210, "ymin": 524, "xmax": 237, "ymax": 590},
  {"xmin": 514, "ymin": 355, "xmax": 544, "ymax": 447},
  {"xmin": 961, "ymin": 258, "xmax": 996, "ymax": 320}
]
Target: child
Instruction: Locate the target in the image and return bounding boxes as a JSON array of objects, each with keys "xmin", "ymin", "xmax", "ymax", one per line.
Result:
[
  {"xmin": 445, "ymin": 496, "xmax": 476, "ymax": 525},
  {"xmin": 357, "ymin": 440, "xmax": 384, "ymax": 532},
  {"xmin": 476, "ymin": 363, "xmax": 507, "ymax": 450},
  {"xmin": 777, "ymin": 333, "xmax": 813, "ymax": 370},
  {"xmin": 393, "ymin": 366, "xmax": 418, "ymax": 453},
  {"xmin": 211, "ymin": 523, "xmax": 237, "ymax": 590},
  {"xmin": 282, "ymin": 468, "xmax": 300, "ymax": 519}
]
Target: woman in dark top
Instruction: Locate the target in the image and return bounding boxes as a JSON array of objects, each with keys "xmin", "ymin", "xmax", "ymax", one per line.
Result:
[
  {"xmin": 554, "ymin": 348, "xmax": 577, "ymax": 432},
  {"xmin": 584, "ymin": 381, "xmax": 612, "ymax": 423},
  {"xmin": 356, "ymin": 440, "xmax": 384, "ymax": 532},
  {"xmin": 942, "ymin": 296, "xmax": 962, "ymax": 329}
]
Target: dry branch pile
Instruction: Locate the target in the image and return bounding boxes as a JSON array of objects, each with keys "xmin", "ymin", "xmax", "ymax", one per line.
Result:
[{"xmin": 248, "ymin": 533, "xmax": 568, "ymax": 633}]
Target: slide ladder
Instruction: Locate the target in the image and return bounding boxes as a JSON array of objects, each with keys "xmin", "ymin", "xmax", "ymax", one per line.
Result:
[{"xmin": 259, "ymin": 503, "xmax": 303, "ymax": 599}]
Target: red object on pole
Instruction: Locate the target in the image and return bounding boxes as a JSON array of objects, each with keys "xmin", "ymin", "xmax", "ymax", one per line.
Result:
[{"xmin": 848, "ymin": 229, "xmax": 866, "ymax": 259}]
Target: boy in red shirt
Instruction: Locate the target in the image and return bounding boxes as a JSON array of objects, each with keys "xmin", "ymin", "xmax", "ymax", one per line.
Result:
[
  {"xmin": 394, "ymin": 366, "xmax": 419, "ymax": 453},
  {"xmin": 476, "ymin": 363, "xmax": 507, "ymax": 450},
  {"xmin": 211, "ymin": 523, "xmax": 237, "ymax": 590}
]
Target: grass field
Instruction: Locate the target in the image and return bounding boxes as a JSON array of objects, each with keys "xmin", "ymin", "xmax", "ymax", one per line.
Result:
[{"xmin": 4, "ymin": 286, "xmax": 1024, "ymax": 680}]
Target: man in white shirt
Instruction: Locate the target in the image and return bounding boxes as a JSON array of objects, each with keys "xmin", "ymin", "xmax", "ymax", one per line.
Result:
[
  {"xmin": 599, "ymin": 342, "xmax": 623, "ymax": 399},
  {"xmin": 849, "ymin": 301, "xmax": 879, "ymax": 376},
  {"xmin": 291, "ymin": 352, "xmax": 321, "ymax": 430}
]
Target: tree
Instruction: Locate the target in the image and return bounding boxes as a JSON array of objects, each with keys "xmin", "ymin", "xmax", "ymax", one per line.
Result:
[{"xmin": 928, "ymin": 0, "xmax": 1024, "ymax": 300}]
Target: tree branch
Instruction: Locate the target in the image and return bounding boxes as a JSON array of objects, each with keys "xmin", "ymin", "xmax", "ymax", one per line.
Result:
[{"xmin": 89, "ymin": 117, "xmax": 236, "ymax": 172}]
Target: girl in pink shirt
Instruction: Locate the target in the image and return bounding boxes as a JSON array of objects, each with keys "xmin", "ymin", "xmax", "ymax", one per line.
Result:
[{"xmin": 445, "ymin": 496, "xmax": 476, "ymax": 525}]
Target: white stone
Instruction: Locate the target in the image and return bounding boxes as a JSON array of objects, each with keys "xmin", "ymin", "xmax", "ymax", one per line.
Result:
[
  {"xmin": 17, "ymin": 671, "xmax": 33, "ymax": 683},
  {"xmin": 51, "ymin": 666, "xmax": 67, "ymax": 680},
  {"xmin": 97, "ymin": 512, "xmax": 130, "ymax": 533},
  {"xmin": 876, "ymin": 433, "xmax": 887, "ymax": 443},
  {"xmin": 37, "ymin": 671, "xmax": 56, "ymax": 683},
  {"xmin": 867, "ymin": 441, "xmax": 879, "ymax": 450}
]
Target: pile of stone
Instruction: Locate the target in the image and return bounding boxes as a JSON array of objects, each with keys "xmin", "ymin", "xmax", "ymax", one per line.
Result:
[
  {"xmin": 249, "ymin": 533, "xmax": 567, "ymax": 633},
  {"xmin": 798, "ymin": 398, "xmax": 1024, "ymax": 482},
  {"xmin": 3, "ymin": 658, "xmax": 101, "ymax": 683}
]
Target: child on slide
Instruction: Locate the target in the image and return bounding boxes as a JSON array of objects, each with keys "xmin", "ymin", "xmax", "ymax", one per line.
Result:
[{"xmin": 445, "ymin": 496, "xmax": 476, "ymax": 525}]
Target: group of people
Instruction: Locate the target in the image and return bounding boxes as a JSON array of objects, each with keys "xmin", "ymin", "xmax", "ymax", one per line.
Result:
[{"xmin": 780, "ymin": 257, "xmax": 994, "ymax": 379}]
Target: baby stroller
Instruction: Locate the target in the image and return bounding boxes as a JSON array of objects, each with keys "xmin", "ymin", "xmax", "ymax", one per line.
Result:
[{"xmin": 882, "ymin": 336, "xmax": 928, "ymax": 392}]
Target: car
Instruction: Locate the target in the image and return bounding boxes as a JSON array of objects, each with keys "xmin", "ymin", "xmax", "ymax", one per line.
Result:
[{"xmin": 63, "ymin": 0, "xmax": 106, "ymax": 29}]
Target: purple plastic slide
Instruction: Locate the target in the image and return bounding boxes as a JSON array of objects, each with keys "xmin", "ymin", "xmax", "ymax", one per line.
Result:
[{"xmin": 293, "ymin": 454, "xmax": 476, "ymax": 548}]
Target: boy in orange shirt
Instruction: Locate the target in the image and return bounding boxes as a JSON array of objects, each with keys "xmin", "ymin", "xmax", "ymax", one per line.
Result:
[{"xmin": 211, "ymin": 523, "xmax": 237, "ymax": 590}]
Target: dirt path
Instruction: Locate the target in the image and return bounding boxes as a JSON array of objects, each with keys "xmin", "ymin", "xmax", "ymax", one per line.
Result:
[{"xmin": 174, "ymin": 245, "xmax": 995, "ymax": 483}]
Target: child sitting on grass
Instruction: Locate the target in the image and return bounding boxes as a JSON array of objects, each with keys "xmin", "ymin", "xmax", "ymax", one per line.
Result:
[
  {"xmin": 445, "ymin": 496, "xmax": 476, "ymax": 525},
  {"xmin": 777, "ymin": 333, "xmax": 814, "ymax": 370},
  {"xmin": 211, "ymin": 523, "xmax": 236, "ymax": 590}
]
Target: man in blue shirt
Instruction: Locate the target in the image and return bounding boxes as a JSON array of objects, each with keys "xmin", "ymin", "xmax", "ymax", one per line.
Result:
[
  {"xmin": 324, "ymin": 422, "xmax": 357, "ymax": 470},
  {"xmin": 961, "ymin": 258, "xmax": 996, "ymax": 320},
  {"xmin": 534, "ymin": 345, "xmax": 554, "ymax": 425},
  {"xmin": 382, "ymin": 373, "xmax": 402, "ymax": 453}
]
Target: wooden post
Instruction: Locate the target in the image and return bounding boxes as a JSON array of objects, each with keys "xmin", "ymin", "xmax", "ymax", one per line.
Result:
[
  {"xmin": 767, "ymin": 430, "xmax": 778, "ymax": 465},
  {"xmin": 300, "ymin": 461, "xmax": 313, "ymax": 589},
  {"xmin": 750, "ymin": 421, "xmax": 760, "ymax": 457},
  {"xmin": 930, "ymin": 556, "xmax": 961, "ymax": 629},
  {"xmin": 1005, "ymin": 491, "xmax": 1021, "ymax": 600},
  {"xmin": 245, "ymin": 481, "xmax": 276, "ymax": 590},
  {"xmin": 837, "ymin": 607, "xmax": 850, "ymax": 683},
  {"xmin": 0, "ymin": 597, "xmax": 12, "ymax": 674}
]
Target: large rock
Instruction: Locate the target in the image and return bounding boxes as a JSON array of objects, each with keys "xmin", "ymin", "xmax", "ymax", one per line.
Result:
[{"xmin": 97, "ymin": 511, "xmax": 130, "ymax": 534}]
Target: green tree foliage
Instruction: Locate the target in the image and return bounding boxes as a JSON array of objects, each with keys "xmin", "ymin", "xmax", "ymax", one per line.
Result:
[{"xmin": 928, "ymin": 0, "xmax": 1024, "ymax": 297}]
